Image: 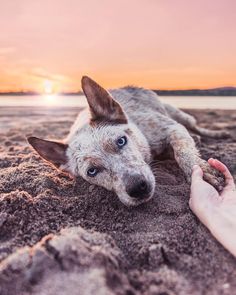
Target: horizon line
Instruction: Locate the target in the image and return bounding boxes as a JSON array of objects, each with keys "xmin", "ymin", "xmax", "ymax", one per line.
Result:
[{"xmin": 0, "ymin": 86, "xmax": 236, "ymax": 95}]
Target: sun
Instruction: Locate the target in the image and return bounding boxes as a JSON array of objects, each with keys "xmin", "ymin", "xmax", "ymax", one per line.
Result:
[
  {"xmin": 42, "ymin": 80, "xmax": 58, "ymax": 105},
  {"xmin": 43, "ymin": 80, "xmax": 54, "ymax": 94}
]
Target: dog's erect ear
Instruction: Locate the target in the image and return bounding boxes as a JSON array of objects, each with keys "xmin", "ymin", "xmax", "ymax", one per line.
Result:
[
  {"xmin": 27, "ymin": 137, "xmax": 68, "ymax": 167},
  {"xmin": 81, "ymin": 76, "xmax": 127, "ymax": 124}
]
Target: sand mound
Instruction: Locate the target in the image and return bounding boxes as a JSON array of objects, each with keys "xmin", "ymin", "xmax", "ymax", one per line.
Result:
[{"xmin": 0, "ymin": 107, "xmax": 236, "ymax": 294}]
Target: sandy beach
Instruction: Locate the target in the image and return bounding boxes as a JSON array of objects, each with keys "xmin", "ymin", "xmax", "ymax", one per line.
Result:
[{"xmin": 0, "ymin": 107, "xmax": 236, "ymax": 295}]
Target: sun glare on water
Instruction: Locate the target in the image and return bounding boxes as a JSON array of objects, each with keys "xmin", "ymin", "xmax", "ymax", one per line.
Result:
[{"xmin": 42, "ymin": 80, "xmax": 57, "ymax": 104}]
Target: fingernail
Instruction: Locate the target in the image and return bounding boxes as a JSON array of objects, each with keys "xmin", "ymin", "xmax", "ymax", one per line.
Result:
[{"xmin": 208, "ymin": 158, "xmax": 215, "ymax": 163}]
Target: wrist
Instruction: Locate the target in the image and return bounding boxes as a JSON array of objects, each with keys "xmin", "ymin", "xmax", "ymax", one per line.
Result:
[
  {"xmin": 206, "ymin": 204, "xmax": 233, "ymax": 238},
  {"xmin": 205, "ymin": 205, "xmax": 236, "ymax": 257},
  {"xmin": 198, "ymin": 203, "xmax": 219, "ymax": 232}
]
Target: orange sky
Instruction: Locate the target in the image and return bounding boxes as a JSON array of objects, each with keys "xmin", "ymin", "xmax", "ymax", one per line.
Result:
[{"xmin": 0, "ymin": 0, "xmax": 236, "ymax": 92}]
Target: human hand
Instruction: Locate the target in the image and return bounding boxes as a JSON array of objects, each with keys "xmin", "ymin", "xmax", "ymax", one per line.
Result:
[
  {"xmin": 190, "ymin": 158, "xmax": 236, "ymax": 256},
  {"xmin": 198, "ymin": 159, "xmax": 225, "ymax": 192}
]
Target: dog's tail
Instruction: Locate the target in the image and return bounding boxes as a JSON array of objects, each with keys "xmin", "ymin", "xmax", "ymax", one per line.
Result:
[{"xmin": 190, "ymin": 126, "xmax": 230, "ymax": 138}]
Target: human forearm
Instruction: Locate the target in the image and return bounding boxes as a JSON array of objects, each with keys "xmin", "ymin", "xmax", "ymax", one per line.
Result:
[{"xmin": 208, "ymin": 205, "xmax": 236, "ymax": 257}]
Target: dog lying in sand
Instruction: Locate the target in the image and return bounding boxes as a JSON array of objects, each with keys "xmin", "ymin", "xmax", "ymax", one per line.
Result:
[{"xmin": 28, "ymin": 76, "xmax": 228, "ymax": 206}]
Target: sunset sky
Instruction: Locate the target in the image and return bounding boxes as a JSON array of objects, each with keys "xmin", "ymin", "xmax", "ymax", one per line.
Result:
[{"xmin": 0, "ymin": 0, "xmax": 235, "ymax": 92}]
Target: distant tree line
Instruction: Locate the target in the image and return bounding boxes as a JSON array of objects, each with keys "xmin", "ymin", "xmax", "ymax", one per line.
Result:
[
  {"xmin": 154, "ymin": 87, "xmax": 236, "ymax": 96},
  {"xmin": 0, "ymin": 87, "xmax": 236, "ymax": 96}
]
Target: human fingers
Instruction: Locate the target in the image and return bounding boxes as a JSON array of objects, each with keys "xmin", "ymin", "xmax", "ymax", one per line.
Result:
[
  {"xmin": 208, "ymin": 158, "xmax": 235, "ymax": 191},
  {"xmin": 191, "ymin": 165, "xmax": 203, "ymax": 182}
]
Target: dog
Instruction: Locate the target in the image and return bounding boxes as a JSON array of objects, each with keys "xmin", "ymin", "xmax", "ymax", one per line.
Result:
[{"xmin": 28, "ymin": 76, "xmax": 228, "ymax": 206}]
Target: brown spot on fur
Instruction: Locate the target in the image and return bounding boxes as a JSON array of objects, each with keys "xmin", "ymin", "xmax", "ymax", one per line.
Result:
[
  {"xmin": 113, "ymin": 175, "xmax": 118, "ymax": 181},
  {"xmin": 125, "ymin": 128, "xmax": 133, "ymax": 136},
  {"xmin": 83, "ymin": 156, "xmax": 104, "ymax": 167},
  {"xmin": 102, "ymin": 141, "xmax": 117, "ymax": 154},
  {"xmin": 148, "ymin": 120, "xmax": 157, "ymax": 128}
]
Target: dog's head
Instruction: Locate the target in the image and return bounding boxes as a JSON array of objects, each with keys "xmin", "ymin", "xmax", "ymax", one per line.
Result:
[{"xmin": 28, "ymin": 76, "xmax": 155, "ymax": 206}]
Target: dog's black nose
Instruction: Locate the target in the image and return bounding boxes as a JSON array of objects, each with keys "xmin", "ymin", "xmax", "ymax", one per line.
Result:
[{"xmin": 126, "ymin": 176, "xmax": 151, "ymax": 199}]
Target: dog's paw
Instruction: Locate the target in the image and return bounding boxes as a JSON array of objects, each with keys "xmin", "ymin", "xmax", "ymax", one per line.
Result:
[{"xmin": 199, "ymin": 161, "xmax": 225, "ymax": 191}]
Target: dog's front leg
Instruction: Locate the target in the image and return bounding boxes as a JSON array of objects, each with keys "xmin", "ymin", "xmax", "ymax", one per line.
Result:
[{"xmin": 168, "ymin": 124, "xmax": 224, "ymax": 191}]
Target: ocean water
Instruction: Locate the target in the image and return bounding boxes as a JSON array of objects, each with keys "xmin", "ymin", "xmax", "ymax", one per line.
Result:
[{"xmin": 0, "ymin": 95, "xmax": 235, "ymax": 109}]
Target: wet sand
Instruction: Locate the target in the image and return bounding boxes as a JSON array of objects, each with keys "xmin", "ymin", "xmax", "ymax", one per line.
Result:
[{"xmin": 0, "ymin": 107, "xmax": 236, "ymax": 295}]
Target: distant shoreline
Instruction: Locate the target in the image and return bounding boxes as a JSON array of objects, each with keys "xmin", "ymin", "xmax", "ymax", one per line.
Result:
[
  {"xmin": 0, "ymin": 87, "xmax": 236, "ymax": 96},
  {"xmin": 154, "ymin": 88, "xmax": 236, "ymax": 96}
]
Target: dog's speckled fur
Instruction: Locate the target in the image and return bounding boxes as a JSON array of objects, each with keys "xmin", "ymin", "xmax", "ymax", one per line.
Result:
[{"xmin": 28, "ymin": 76, "xmax": 228, "ymax": 206}]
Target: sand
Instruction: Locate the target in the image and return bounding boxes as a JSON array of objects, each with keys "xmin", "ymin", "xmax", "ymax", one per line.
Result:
[{"xmin": 0, "ymin": 107, "xmax": 236, "ymax": 295}]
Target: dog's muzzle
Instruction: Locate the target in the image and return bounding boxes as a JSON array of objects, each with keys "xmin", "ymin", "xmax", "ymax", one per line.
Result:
[{"xmin": 126, "ymin": 174, "xmax": 153, "ymax": 200}]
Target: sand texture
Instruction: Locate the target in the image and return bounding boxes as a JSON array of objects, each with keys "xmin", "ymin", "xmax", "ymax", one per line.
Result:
[{"xmin": 0, "ymin": 107, "xmax": 236, "ymax": 295}]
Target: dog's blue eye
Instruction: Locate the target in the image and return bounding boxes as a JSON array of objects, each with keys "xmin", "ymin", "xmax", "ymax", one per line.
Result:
[
  {"xmin": 87, "ymin": 167, "xmax": 99, "ymax": 177},
  {"xmin": 117, "ymin": 136, "xmax": 127, "ymax": 148}
]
